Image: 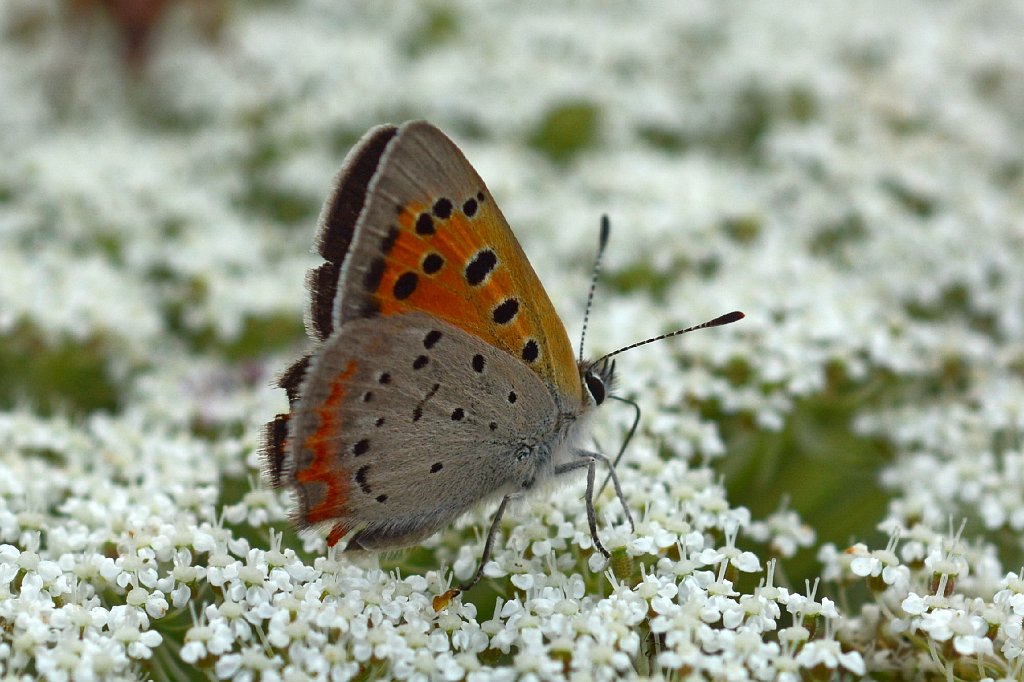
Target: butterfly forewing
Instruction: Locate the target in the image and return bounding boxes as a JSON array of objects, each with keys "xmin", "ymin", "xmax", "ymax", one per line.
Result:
[
  {"xmin": 288, "ymin": 313, "xmax": 556, "ymax": 548},
  {"xmin": 323, "ymin": 121, "xmax": 580, "ymax": 399}
]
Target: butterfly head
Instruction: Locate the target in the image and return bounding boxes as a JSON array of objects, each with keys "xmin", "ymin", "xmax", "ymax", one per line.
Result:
[{"xmin": 579, "ymin": 358, "xmax": 616, "ymax": 407}]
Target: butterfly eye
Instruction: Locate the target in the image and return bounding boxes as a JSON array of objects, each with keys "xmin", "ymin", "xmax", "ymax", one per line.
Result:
[{"xmin": 584, "ymin": 372, "xmax": 606, "ymax": 406}]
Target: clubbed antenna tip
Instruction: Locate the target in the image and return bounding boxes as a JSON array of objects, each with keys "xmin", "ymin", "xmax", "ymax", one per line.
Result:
[{"xmin": 596, "ymin": 310, "xmax": 746, "ymax": 364}]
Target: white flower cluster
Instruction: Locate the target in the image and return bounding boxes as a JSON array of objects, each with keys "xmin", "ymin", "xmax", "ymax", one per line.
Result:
[
  {"xmin": 2, "ymin": 0, "xmax": 1024, "ymax": 679},
  {"xmin": 1, "ymin": 539, "xmax": 164, "ymax": 680},
  {"xmin": 856, "ymin": 377, "xmax": 1024, "ymax": 536},
  {"xmin": 0, "ymin": 406, "xmax": 848, "ymax": 681},
  {"xmin": 820, "ymin": 526, "xmax": 1024, "ymax": 679}
]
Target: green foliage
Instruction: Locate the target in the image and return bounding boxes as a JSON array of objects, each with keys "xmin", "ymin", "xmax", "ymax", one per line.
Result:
[
  {"xmin": 529, "ymin": 102, "xmax": 602, "ymax": 165},
  {"xmin": 713, "ymin": 366, "xmax": 898, "ymax": 589},
  {"xmin": 403, "ymin": 4, "xmax": 460, "ymax": 57},
  {"xmin": 0, "ymin": 322, "xmax": 121, "ymax": 415},
  {"xmin": 212, "ymin": 314, "xmax": 306, "ymax": 362}
]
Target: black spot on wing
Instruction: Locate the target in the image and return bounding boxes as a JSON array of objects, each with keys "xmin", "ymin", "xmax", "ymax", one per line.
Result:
[
  {"xmin": 412, "ymin": 383, "xmax": 440, "ymax": 423},
  {"xmin": 492, "ymin": 298, "xmax": 519, "ymax": 325},
  {"xmin": 465, "ymin": 249, "xmax": 497, "ymax": 286},
  {"xmin": 432, "ymin": 198, "xmax": 453, "ymax": 219},
  {"xmin": 522, "ymin": 339, "xmax": 539, "ymax": 363},
  {"xmin": 363, "ymin": 257, "xmax": 386, "ymax": 293},
  {"xmin": 423, "ymin": 330, "xmax": 442, "ymax": 349},
  {"xmin": 393, "ymin": 272, "xmax": 418, "ymax": 300},
  {"xmin": 355, "ymin": 465, "xmax": 372, "ymax": 494},
  {"xmin": 416, "ymin": 213, "xmax": 435, "ymax": 235},
  {"xmin": 422, "ymin": 252, "xmax": 444, "ymax": 275},
  {"xmin": 381, "ymin": 226, "xmax": 400, "ymax": 255}
]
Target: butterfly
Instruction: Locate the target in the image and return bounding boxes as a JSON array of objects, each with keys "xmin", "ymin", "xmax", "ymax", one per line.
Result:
[{"xmin": 261, "ymin": 121, "xmax": 743, "ymax": 593}]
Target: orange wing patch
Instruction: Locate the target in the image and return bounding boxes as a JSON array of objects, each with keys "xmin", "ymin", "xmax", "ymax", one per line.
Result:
[
  {"xmin": 327, "ymin": 122, "xmax": 581, "ymax": 399},
  {"xmin": 374, "ymin": 197, "xmax": 541, "ymax": 368},
  {"xmin": 295, "ymin": 360, "xmax": 357, "ymax": 525}
]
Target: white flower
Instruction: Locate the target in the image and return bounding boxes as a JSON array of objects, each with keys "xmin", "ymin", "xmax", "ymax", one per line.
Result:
[
  {"xmin": 114, "ymin": 623, "xmax": 162, "ymax": 660},
  {"xmin": 794, "ymin": 638, "xmax": 866, "ymax": 676},
  {"xmin": 181, "ymin": 617, "xmax": 236, "ymax": 664},
  {"xmin": 902, "ymin": 592, "xmax": 928, "ymax": 616},
  {"xmin": 747, "ymin": 506, "xmax": 816, "ymax": 558}
]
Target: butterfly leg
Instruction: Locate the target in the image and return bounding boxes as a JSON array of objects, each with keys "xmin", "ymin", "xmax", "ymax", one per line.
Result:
[
  {"xmin": 576, "ymin": 449, "xmax": 635, "ymax": 534},
  {"xmin": 555, "ymin": 454, "xmax": 606, "ymax": 557},
  {"xmin": 556, "ymin": 450, "xmax": 635, "ymax": 558},
  {"xmin": 458, "ymin": 493, "xmax": 514, "ymax": 592},
  {"xmin": 565, "ymin": 454, "xmax": 602, "ymax": 557}
]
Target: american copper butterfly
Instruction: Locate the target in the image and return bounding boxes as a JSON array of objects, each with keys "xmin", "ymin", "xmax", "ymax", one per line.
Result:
[{"xmin": 261, "ymin": 121, "xmax": 743, "ymax": 593}]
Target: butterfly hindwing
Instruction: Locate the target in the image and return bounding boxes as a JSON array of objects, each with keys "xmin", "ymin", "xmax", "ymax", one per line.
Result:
[
  {"xmin": 311, "ymin": 121, "xmax": 581, "ymax": 400},
  {"xmin": 287, "ymin": 312, "xmax": 557, "ymax": 548}
]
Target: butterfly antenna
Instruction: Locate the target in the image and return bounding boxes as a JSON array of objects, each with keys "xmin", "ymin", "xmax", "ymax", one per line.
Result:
[
  {"xmin": 595, "ymin": 310, "xmax": 746, "ymax": 365},
  {"xmin": 578, "ymin": 215, "xmax": 611, "ymax": 361}
]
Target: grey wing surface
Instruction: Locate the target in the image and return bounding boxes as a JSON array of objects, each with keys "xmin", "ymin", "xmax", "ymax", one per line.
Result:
[{"xmin": 289, "ymin": 312, "xmax": 557, "ymax": 550}]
